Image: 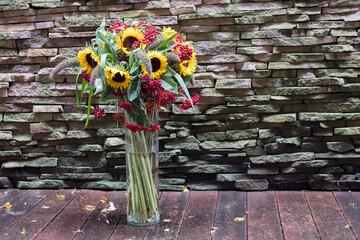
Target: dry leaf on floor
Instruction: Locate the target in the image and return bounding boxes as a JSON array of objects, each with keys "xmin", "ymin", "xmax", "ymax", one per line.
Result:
[
  {"xmin": 164, "ymin": 228, "xmax": 170, "ymax": 232},
  {"xmin": 100, "ymin": 197, "xmax": 107, "ymax": 203},
  {"xmin": 183, "ymin": 186, "xmax": 189, "ymax": 192},
  {"xmin": 107, "ymin": 202, "xmax": 116, "ymax": 211},
  {"xmin": 234, "ymin": 217, "xmax": 245, "ymax": 222},
  {"xmin": 85, "ymin": 205, "xmax": 96, "ymax": 210},
  {"xmin": 163, "ymin": 219, "xmax": 171, "ymax": 222},
  {"xmin": 41, "ymin": 205, "xmax": 49, "ymax": 209},
  {"xmin": 345, "ymin": 223, "xmax": 351, "ymax": 228},
  {"xmin": 5, "ymin": 202, "xmax": 12, "ymax": 209},
  {"xmin": 21, "ymin": 228, "xmax": 25, "ymax": 235},
  {"xmin": 31, "ymin": 220, "xmax": 37, "ymax": 223},
  {"xmin": 56, "ymin": 195, "xmax": 66, "ymax": 200}
]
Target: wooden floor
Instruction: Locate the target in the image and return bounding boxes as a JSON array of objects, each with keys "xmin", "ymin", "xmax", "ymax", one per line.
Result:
[{"xmin": 0, "ymin": 189, "xmax": 359, "ymax": 240}]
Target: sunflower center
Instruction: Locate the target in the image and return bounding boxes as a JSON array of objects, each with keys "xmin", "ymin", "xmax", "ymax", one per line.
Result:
[
  {"xmin": 86, "ymin": 54, "xmax": 97, "ymax": 68},
  {"xmin": 114, "ymin": 72, "xmax": 126, "ymax": 83},
  {"xmin": 151, "ymin": 58, "xmax": 161, "ymax": 72},
  {"xmin": 123, "ymin": 37, "xmax": 137, "ymax": 51},
  {"xmin": 183, "ymin": 62, "xmax": 189, "ymax": 68}
]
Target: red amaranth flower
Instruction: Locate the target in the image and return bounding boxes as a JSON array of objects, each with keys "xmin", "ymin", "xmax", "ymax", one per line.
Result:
[
  {"xmin": 91, "ymin": 106, "xmax": 106, "ymax": 119},
  {"xmin": 179, "ymin": 94, "xmax": 200, "ymax": 110},
  {"xmin": 141, "ymin": 79, "xmax": 162, "ymax": 92},
  {"xmin": 141, "ymin": 74, "xmax": 151, "ymax": 81},
  {"xmin": 118, "ymin": 102, "xmax": 134, "ymax": 110},
  {"xmin": 178, "ymin": 87, "xmax": 185, "ymax": 94},
  {"xmin": 145, "ymin": 124, "xmax": 160, "ymax": 132},
  {"xmin": 126, "ymin": 123, "xmax": 144, "ymax": 132},
  {"xmin": 111, "ymin": 90, "xmax": 124, "ymax": 97},
  {"xmin": 82, "ymin": 71, "xmax": 91, "ymax": 83},
  {"xmin": 113, "ymin": 113, "xmax": 125, "ymax": 124}
]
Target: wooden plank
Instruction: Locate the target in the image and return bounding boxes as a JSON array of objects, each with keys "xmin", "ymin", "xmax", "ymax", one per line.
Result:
[
  {"xmin": 0, "ymin": 190, "xmax": 52, "ymax": 235},
  {"xmin": 248, "ymin": 191, "xmax": 283, "ymax": 240},
  {"xmin": 334, "ymin": 191, "xmax": 360, "ymax": 239},
  {"xmin": 305, "ymin": 191, "xmax": 355, "ymax": 240},
  {"xmin": 109, "ymin": 192, "xmax": 163, "ymax": 240},
  {"xmin": 72, "ymin": 191, "xmax": 124, "ymax": 240},
  {"xmin": 35, "ymin": 190, "xmax": 105, "ymax": 240},
  {"xmin": 212, "ymin": 191, "xmax": 246, "ymax": 240},
  {"xmin": 144, "ymin": 191, "xmax": 190, "ymax": 240},
  {"xmin": 1, "ymin": 189, "xmax": 77, "ymax": 240},
  {"xmin": 276, "ymin": 191, "xmax": 319, "ymax": 240},
  {"xmin": 178, "ymin": 191, "xmax": 218, "ymax": 240},
  {"xmin": 0, "ymin": 189, "xmax": 23, "ymax": 206}
]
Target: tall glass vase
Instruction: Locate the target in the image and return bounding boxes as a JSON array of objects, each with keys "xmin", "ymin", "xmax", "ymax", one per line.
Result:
[{"xmin": 125, "ymin": 111, "xmax": 160, "ymax": 226}]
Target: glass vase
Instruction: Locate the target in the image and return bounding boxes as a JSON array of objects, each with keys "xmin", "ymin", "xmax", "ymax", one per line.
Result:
[{"xmin": 125, "ymin": 111, "xmax": 160, "ymax": 226}]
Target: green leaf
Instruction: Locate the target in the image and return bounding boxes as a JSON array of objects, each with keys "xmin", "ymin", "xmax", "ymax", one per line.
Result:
[
  {"xmin": 84, "ymin": 88, "xmax": 94, "ymax": 128},
  {"xmin": 128, "ymin": 49, "xmax": 135, "ymax": 69},
  {"xmin": 161, "ymin": 77, "xmax": 178, "ymax": 94},
  {"xmin": 158, "ymin": 42, "xmax": 178, "ymax": 53},
  {"xmin": 154, "ymin": 32, "xmax": 179, "ymax": 51},
  {"xmin": 127, "ymin": 75, "xmax": 141, "ymax": 102},
  {"xmin": 130, "ymin": 61, "xmax": 140, "ymax": 75},
  {"xmin": 167, "ymin": 66, "xmax": 194, "ymax": 110},
  {"xmin": 94, "ymin": 78, "xmax": 104, "ymax": 95},
  {"xmin": 80, "ymin": 79, "xmax": 88, "ymax": 103},
  {"xmin": 75, "ymin": 71, "xmax": 82, "ymax": 106},
  {"xmin": 100, "ymin": 53, "xmax": 110, "ymax": 82}
]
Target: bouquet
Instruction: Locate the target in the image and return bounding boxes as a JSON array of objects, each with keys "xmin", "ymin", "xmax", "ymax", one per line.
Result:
[{"xmin": 50, "ymin": 18, "xmax": 199, "ymax": 225}]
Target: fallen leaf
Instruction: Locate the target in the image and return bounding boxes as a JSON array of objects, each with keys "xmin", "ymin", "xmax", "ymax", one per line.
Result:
[
  {"xmin": 212, "ymin": 227, "xmax": 218, "ymax": 230},
  {"xmin": 5, "ymin": 202, "xmax": 12, "ymax": 209},
  {"xmin": 21, "ymin": 228, "xmax": 25, "ymax": 235},
  {"xmin": 164, "ymin": 228, "xmax": 170, "ymax": 232},
  {"xmin": 316, "ymin": 195, "xmax": 323, "ymax": 199},
  {"xmin": 234, "ymin": 217, "xmax": 245, "ymax": 222},
  {"xmin": 100, "ymin": 196, "xmax": 108, "ymax": 203},
  {"xmin": 31, "ymin": 220, "xmax": 37, "ymax": 223},
  {"xmin": 85, "ymin": 205, "xmax": 96, "ymax": 210},
  {"xmin": 107, "ymin": 202, "xmax": 116, "ymax": 211},
  {"xmin": 183, "ymin": 186, "xmax": 189, "ymax": 192},
  {"xmin": 163, "ymin": 219, "xmax": 171, "ymax": 223},
  {"xmin": 41, "ymin": 205, "xmax": 49, "ymax": 209},
  {"xmin": 56, "ymin": 195, "xmax": 66, "ymax": 200},
  {"xmin": 73, "ymin": 229, "xmax": 84, "ymax": 234},
  {"xmin": 211, "ymin": 229, "xmax": 217, "ymax": 235},
  {"xmin": 345, "ymin": 223, "xmax": 351, "ymax": 228}
]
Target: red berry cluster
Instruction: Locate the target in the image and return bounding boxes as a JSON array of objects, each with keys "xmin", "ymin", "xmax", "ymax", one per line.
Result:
[
  {"xmin": 91, "ymin": 106, "xmax": 106, "ymax": 119},
  {"xmin": 82, "ymin": 71, "xmax": 91, "ymax": 83},
  {"xmin": 111, "ymin": 90, "xmax": 124, "ymax": 97},
  {"xmin": 118, "ymin": 102, "xmax": 134, "ymax": 110},
  {"xmin": 132, "ymin": 28, "xmax": 160, "ymax": 48},
  {"xmin": 141, "ymin": 79, "xmax": 162, "ymax": 92},
  {"xmin": 126, "ymin": 123, "xmax": 160, "ymax": 132},
  {"xmin": 109, "ymin": 21, "xmax": 129, "ymax": 33},
  {"xmin": 175, "ymin": 34, "xmax": 185, "ymax": 43},
  {"xmin": 173, "ymin": 44, "xmax": 194, "ymax": 61},
  {"xmin": 179, "ymin": 94, "xmax": 200, "ymax": 110},
  {"xmin": 117, "ymin": 54, "xmax": 127, "ymax": 62},
  {"xmin": 113, "ymin": 113, "xmax": 125, "ymax": 124}
]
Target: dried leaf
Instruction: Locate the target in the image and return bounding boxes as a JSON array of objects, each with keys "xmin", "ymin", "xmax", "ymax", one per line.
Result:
[
  {"xmin": 163, "ymin": 219, "xmax": 171, "ymax": 223},
  {"xmin": 211, "ymin": 229, "xmax": 217, "ymax": 235},
  {"xmin": 234, "ymin": 217, "xmax": 245, "ymax": 222},
  {"xmin": 183, "ymin": 186, "xmax": 189, "ymax": 192},
  {"xmin": 31, "ymin": 220, "xmax": 37, "ymax": 223},
  {"xmin": 21, "ymin": 228, "xmax": 25, "ymax": 235},
  {"xmin": 164, "ymin": 228, "xmax": 170, "ymax": 232},
  {"xmin": 85, "ymin": 205, "xmax": 96, "ymax": 210},
  {"xmin": 101, "ymin": 209, "xmax": 109, "ymax": 214},
  {"xmin": 56, "ymin": 195, "xmax": 66, "ymax": 200},
  {"xmin": 107, "ymin": 202, "xmax": 116, "ymax": 211},
  {"xmin": 316, "ymin": 195, "xmax": 323, "ymax": 199},
  {"xmin": 100, "ymin": 196, "xmax": 108, "ymax": 203},
  {"xmin": 345, "ymin": 223, "xmax": 351, "ymax": 228},
  {"xmin": 5, "ymin": 202, "xmax": 12, "ymax": 209},
  {"xmin": 41, "ymin": 205, "xmax": 49, "ymax": 209}
]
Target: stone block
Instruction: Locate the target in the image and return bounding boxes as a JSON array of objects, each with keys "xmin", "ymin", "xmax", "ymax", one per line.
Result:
[
  {"xmin": 248, "ymin": 167, "xmax": 279, "ymax": 175},
  {"xmin": 2, "ymin": 157, "xmax": 57, "ymax": 168},
  {"xmin": 196, "ymin": 132, "xmax": 226, "ymax": 141},
  {"xmin": 326, "ymin": 142, "xmax": 354, "ymax": 152},
  {"xmin": 235, "ymin": 179, "xmax": 269, "ymax": 190},
  {"xmin": 215, "ymin": 79, "xmax": 251, "ymax": 89},
  {"xmin": 33, "ymin": 105, "xmax": 63, "ymax": 113},
  {"xmin": 79, "ymin": 181, "xmax": 126, "ymax": 190},
  {"xmin": 104, "ymin": 137, "xmax": 125, "ymax": 147},
  {"xmin": 334, "ymin": 127, "xmax": 360, "ymax": 135},
  {"xmin": 216, "ymin": 173, "xmax": 247, "ymax": 182},
  {"xmin": 262, "ymin": 113, "xmax": 296, "ymax": 123},
  {"xmin": 67, "ymin": 130, "xmax": 92, "ymax": 139},
  {"xmin": 77, "ymin": 144, "xmax": 104, "ymax": 152},
  {"xmin": 200, "ymin": 140, "xmax": 256, "ymax": 149},
  {"xmin": 0, "ymin": 131, "xmax": 12, "ymax": 140},
  {"xmin": 30, "ymin": 122, "xmax": 67, "ymax": 133},
  {"xmin": 41, "ymin": 173, "xmax": 113, "ymax": 181},
  {"xmin": 3, "ymin": 113, "xmax": 52, "ymax": 122},
  {"xmin": 0, "ymin": 177, "xmax": 13, "ymax": 188},
  {"xmin": 225, "ymin": 129, "xmax": 259, "ymax": 140},
  {"xmin": 17, "ymin": 180, "xmax": 71, "ymax": 189},
  {"xmin": 250, "ymin": 152, "xmax": 314, "ymax": 164}
]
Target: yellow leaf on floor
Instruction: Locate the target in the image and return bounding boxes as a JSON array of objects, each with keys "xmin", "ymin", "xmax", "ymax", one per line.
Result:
[
  {"xmin": 85, "ymin": 205, "xmax": 96, "ymax": 210},
  {"xmin": 5, "ymin": 202, "xmax": 12, "ymax": 209},
  {"xmin": 183, "ymin": 186, "xmax": 189, "ymax": 192},
  {"xmin": 56, "ymin": 195, "xmax": 66, "ymax": 200},
  {"xmin": 21, "ymin": 228, "xmax": 25, "ymax": 235},
  {"xmin": 234, "ymin": 217, "xmax": 245, "ymax": 222},
  {"xmin": 31, "ymin": 220, "xmax": 37, "ymax": 223},
  {"xmin": 100, "ymin": 196, "xmax": 107, "ymax": 203}
]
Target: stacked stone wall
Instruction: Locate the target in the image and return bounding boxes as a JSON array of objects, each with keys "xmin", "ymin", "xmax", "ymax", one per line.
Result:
[{"xmin": 1, "ymin": 0, "xmax": 360, "ymax": 190}]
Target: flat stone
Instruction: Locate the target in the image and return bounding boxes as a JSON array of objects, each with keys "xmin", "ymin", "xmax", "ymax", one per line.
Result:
[
  {"xmin": 77, "ymin": 144, "xmax": 104, "ymax": 152},
  {"xmin": 4, "ymin": 113, "xmax": 52, "ymax": 122},
  {"xmin": 159, "ymin": 184, "xmax": 185, "ymax": 191},
  {"xmin": 250, "ymin": 152, "xmax": 314, "ymax": 164},
  {"xmin": 326, "ymin": 142, "xmax": 354, "ymax": 152},
  {"xmin": 262, "ymin": 113, "xmax": 296, "ymax": 123},
  {"xmin": 0, "ymin": 150, "xmax": 21, "ymax": 157},
  {"xmin": 216, "ymin": 173, "xmax": 247, "ymax": 182},
  {"xmin": 17, "ymin": 180, "xmax": 71, "ymax": 189},
  {"xmin": 200, "ymin": 140, "xmax": 256, "ymax": 149},
  {"xmin": 292, "ymin": 160, "xmax": 331, "ymax": 168},
  {"xmin": 235, "ymin": 179, "xmax": 269, "ymax": 190},
  {"xmin": 247, "ymin": 167, "xmax": 279, "ymax": 175},
  {"xmin": 104, "ymin": 137, "xmax": 125, "ymax": 147},
  {"xmin": 225, "ymin": 129, "xmax": 259, "ymax": 140},
  {"xmin": 0, "ymin": 130, "xmax": 12, "ymax": 140},
  {"xmin": 40, "ymin": 173, "xmax": 113, "ymax": 181},
  {"xmin": 299, "ymin": 112, "xmax": 343, "ymax": 121},
  {"xmin": 0, "ymin": 177, "xmax": 13, "ymax": 188},
  {"xmin": 159, "ymin": 178, "xmax": 186, "ymax": 185},
  {"xmin": 334, "ymin": 127, "xmax": 360, "ymax": 135},
  {"xmin": 97, "ymin": 128, "xmax": 125, "ymax": 136},
  {"xmin": 196, "ymin": 132, "xmax": 226, "ymax": 141},
  {"xmin": 79, "ymin": 181, "xmax": 126, "ymax": 190},
  {"xmin": 185, "ymin": 164, "xmax": 243, "ymax": 173},
  {"xmin": 215, "ymin": 79, "xmax": 251, "ymax": 89},
  {"xmin": 1, "ymin": 157, "xmax": 58, "ymax": 168}
]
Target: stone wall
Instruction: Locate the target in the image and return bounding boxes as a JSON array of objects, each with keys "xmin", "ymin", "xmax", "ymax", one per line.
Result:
[{"xmin": 1, "ymin": 0, "xmax": 360, "ymax": 190}]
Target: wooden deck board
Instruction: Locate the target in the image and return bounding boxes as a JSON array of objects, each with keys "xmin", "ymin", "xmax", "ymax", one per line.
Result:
[
  {"xmin": 247, "ymin": 191, "xmax": 284, "ymax": 240},
  {"xmin": 178, "ymin": 191, "xmax": 218, "ymax": 240},
  {"xmin": 305, "ymin": 191, "xmax": 356, "ymax": 240},
  {"xmin": 212, "ymin": 191, "xmax": 247, "ymax": 240},
  {"xmin": 276, "ymin": 191, "xmax": 319, "ymax": 240},
  {"xmin": 34, "ymin": 190, "xmax": 104, "ymax": 240},
  {"xmin": 0, "ymin": 190, "xmax": 51, "ymax": 235},
  {"xmin": 144, "ymin": 191, "xmax": 190, "ymax": 240},
  {"xmin": 334, "ymin": 191, "xmax": 360, "ymax": 239},
  {"xmin": 0, "ymin": 189, "xmax": 23, "ymax": 206},
  {"xmin": 1, "ymin": 189, "xmax": 76, "ymax": 240}
]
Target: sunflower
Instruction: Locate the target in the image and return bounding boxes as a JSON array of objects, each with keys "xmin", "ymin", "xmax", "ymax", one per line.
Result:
[
  {"xmin": 162, "ymin": 26, "xmax": 177, "ymax": 39},
  {"xmin": 105, "ymin": 66, "xmax": 131, "ymax": 90},
  {"xmin": 179, "ymin": 53, "xmax": 197, "ymax": 76},
  {"xmin": 77, "ymin": 48, "xmax": 100, "ymax": 74},
  {"xmin": 115, "ymin": 27, "xmax": 144, "ymax": 55},
  {"xmin": 141, "ymin": 51, "xmax": 168, "ymax": 79}
]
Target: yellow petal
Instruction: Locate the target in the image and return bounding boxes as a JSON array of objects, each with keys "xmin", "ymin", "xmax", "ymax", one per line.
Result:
[
  {"xmin": 56, "ymin": 195, "xmax": 66, "ymax": 200},
  {"xmin": 100, "ymin": 196, "xmax": 107, "ymax": 203},
  {"xmin": 21, "ymin": 228, "xmax": 25, "ymax": 234},
  {"xmin": 234, "ymin": 217, "xmax": 245, "ymax": 222},
  {"xmin": 85, "ymin": 205, "xmax": 96, "ymax": 210},
  {"xmin": 5, "ymin": 202, "xmax": 12, "ymax": 208},
  {"xmin": 183, "ymin": 186, "xmax": 189, "ymax": 192}
]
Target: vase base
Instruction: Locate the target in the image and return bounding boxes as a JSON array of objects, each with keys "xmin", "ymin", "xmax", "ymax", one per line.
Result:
[{"xmin": 127, "ymin": 216, "xmax": 160, "ymax": 226}]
